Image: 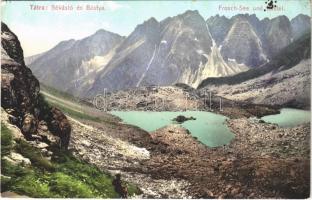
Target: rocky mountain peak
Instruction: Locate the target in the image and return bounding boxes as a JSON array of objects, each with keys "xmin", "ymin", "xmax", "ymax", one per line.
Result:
[
  {"xmin": 180, "ymin": 10, "xmax": 200, "ymax": 17},
  {"xmin": 235, "ymin": 13, "xmax": 257, "ymax": 19},
  {"xmin": 76, "ymin": 29, "xmax": 123, "ymax": 55},
  {"xmin": 57, "ymin": 39, "xmax": 76, "ymax": 46},
  {"xmin": 94, "ymin": 29, "xmax": 108, "ymax": 34},
  {"xmin": 120, "ymin": 16, "xmax": 160, "ymax": 48},
  {"xmin": 82, "ymin": 29, "xmax": 123, "ymax": 44},
  {"xmin": 206, "ymin": 15, "xmax": 232, "ymax": 45},
  {"xmin": 92, "ymin": 29, "xmax": 124, "ymax": 40},
  {"xmin": 291, "ymin": 14, "xmax": 311, "ymax": 40},
  {"xmin": 208, "ymin": 14, "xmax": 227, "ymax": 21},
  {"xmin": 264, "ymin": 15, "xmax": 292, "ymax": 55},
  {"xmin": 221, "ymin": 19, "xmax": 267, "ymax": 67},
  {"xmin": 46, "ymin": 39, "xmax": 76, "ymax": 58},
  {"xmin": 136, "ymin": 17, "xmax": 160, "ymax": 32},
  {"xmin": 137, "ymin": 17, "xmax": 159, "ymax": 31},
  {"xmin": 177, "ymin": 10, "xmax": 205, "ymax": 25},
  {"xmin": 27, "ymin": 12, "xmax": 310, "ymax": 95},
  {"xmin": 1, "ymin": 23, "xmax": 25, "ymax": 65},
  {"xmin": 145, "ymin": 17, "xmax": 159, "ymax": 25},
  {"xmin": 271, "ymin": 15, "xmax": 290, "ymax": 26}
]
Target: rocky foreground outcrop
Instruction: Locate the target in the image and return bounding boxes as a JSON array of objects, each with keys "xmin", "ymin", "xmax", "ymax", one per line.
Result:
[{"xmin": 1, "ymin": 22, "xmax": 71, "ymax": 150}]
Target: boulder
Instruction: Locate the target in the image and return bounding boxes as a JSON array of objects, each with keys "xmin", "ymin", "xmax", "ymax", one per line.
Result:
[
  {"xmin": 35, "ymin": 142, "xmax": 49, "ymax": 149},
  {"xmin": 3, "ymin": 152, "xmax": 31, "ymax": 166},
  {"xmin": 38, "ymin": 120, "xmax": 48, "ymax": 131},
  {"xmin": 81, "ymin": 139, "xmax": 91, "ymax": 147},
  {"xmin": 37, "ymin": 129, "xmax": 59, "ymax": 145},
  {"xmin": 230, "ymin": 187, "xmax": 240, "ymax": 196},
  {"xmin": 1, "ymin": 108, "xmax": 24, "ymax": 139},
  {"xmin": 21, "ymin": 113, "xmax": 37, "ymax": 137},
  {"xmin": 49, "ymin": 107, "xmax": 71, "ymax": 150},
  {"xmin": 136, "ymin": 101, "xmax": 147, "ymax": 108},
  {"xmin": 31, "ymin": 134, "xmax": 42, "ymax": 140}
]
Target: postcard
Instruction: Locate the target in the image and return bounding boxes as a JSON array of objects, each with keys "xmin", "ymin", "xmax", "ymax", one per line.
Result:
[{"xmin": 1, "ymin": 0, "xmax": 311, "ymax": 199}]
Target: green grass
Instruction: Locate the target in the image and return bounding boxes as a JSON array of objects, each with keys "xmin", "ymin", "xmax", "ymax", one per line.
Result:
[
  {"xmin": 46, "ymin": 100, "xmax": 103, "ymax": 122},
  {"xmin": 1, "ymin": 124, "xmax": 13, "ymax": 156},
  {"xmin": 1, "ymin": 124, "xmax": 141, "ymax": 198},
  {"xmin": 15, "ymin": 139, "xmax": 55, "ymax": 171},
  {"xmin": 43, "ymin": 95, "xmax": 119, "ymax": 129},
  {"xmin": 49, "ymin": 172, "xmax": 94, "ymax": 198},
  {"xmin": 38, "ymin": 88, "xmax": 109, "ymax": 123},
  {"xmin": 11, "ymin": 172, "xmax": 53, "ymax": 198},
  {"xmin": 40, "ymin": 83, "xmax": 80, "ymax": 103},
  {"xmin": 40, "ymin": 84, "xmax": 120, "ymax": 127},
  {"xmin": 40, "ymin": 83, "xmax": 102, "ymax": 121}
]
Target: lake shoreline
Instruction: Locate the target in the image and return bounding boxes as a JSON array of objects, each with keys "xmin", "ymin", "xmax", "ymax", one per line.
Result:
[
  {"xmin": 90, "ymin": 85, "xmax": 284, "ymax": 119},
  {"xmin": 72, "ymin": 109, "xmax": 310, "ymax": 198},
  {"xmin": 261, "ymin": 108, "xmax": 311, "ymax": 128},
  {"xmin": 67, "ymin": 84, "xmax": 310, "ymax": 198},
  {"xmin": 111, "ymin": 110, "xmax": 235, "ymax": 147},
  {"xmin": 132, "ymin": 118, "xmax": 310, "ymax": 198}
]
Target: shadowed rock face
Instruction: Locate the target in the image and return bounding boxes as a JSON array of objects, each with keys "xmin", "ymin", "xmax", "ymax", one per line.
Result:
[
  {"xmin": 49, "ymin": 107, "xmax": 71, "ymax": 149},
  {"xmin": 1, "ymin": 22, "xmax": 71, "ymax": 149},
  {"xmin": 291, "ymin": 14, "xmax": 311, "ymax": 40},
  {"xmin": 263, "ymin": 15, "xmax": 292, "ymax": 56},
  {"xmin": 221, "ymin": 18, "xmax": 267, "ymax": 67},
  {"xmin": 1, "ymin": 23, "xmax": 40, "ymax": 130},
  {"xmin": 206, "ymin": 14, "xmax": 232, "ymax": 46}
]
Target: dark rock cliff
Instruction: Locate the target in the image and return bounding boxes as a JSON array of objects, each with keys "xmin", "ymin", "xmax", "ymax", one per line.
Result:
[{"xmin": 1, "ymin": 22, "xmax": 71, "ymax": 149}]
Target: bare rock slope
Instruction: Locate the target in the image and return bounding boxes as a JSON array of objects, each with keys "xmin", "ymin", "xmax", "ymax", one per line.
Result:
[{"xmin": 206, "ymin": 59, "xmax": 310, "ymax": 109}]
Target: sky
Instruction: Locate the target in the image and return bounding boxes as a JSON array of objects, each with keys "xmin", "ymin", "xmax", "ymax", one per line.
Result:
[{"xmin": 1, "ymin": 0, "xmax": 311, "ymax": 57}]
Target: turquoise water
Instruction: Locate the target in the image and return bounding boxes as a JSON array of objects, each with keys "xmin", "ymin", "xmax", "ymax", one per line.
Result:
[
  {"xmin": 110, "ymin": 111, "xmax": 234, "ymax": 147},
  {"xmin": 261, "ymin": 108, "xmax": 311, "ymax": 128}
]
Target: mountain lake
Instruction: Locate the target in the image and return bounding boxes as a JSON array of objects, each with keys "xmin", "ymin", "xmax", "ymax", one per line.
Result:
[
  {"xmin": 110, "ymin": 111, "xmax": 235, "ymax": 147},
  {"xmin": 261, "ymin": 108, "xmax": 311, "ymax": 128}
]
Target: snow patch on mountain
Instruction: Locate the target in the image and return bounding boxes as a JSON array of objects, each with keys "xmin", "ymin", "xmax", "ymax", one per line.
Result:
[{"xmin": 192, "ymin": 41, "xmax": 249, "ymax": 88}]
